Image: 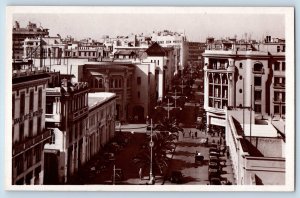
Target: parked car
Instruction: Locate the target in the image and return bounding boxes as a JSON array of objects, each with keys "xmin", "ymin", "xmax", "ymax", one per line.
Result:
[
  {"xmin": 169, "ymin": 171, "xmax": 184, "ymax": 184},
  {"xmin": 195, "ymin": 152, "xmax": 204, "ymax": 165},
  {"xmin": 210, "ymin": 177, "xmax": 221, "ymax": 185},
  {"xmin": 209, "ymin": 151, "xmax": 220, "ymax": 157},
  {"xmin": 208, "ymin": 168, "xmax": 221, "ymax": 180}
]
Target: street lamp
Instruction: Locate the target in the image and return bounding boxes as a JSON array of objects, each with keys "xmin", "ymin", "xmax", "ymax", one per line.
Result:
[{"xmin": 147, "ymin": 117, "xmax": 155, "ymax": 184}]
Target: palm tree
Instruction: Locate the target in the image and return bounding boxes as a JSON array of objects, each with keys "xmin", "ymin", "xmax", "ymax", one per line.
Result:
[{"xmin": 133, "ymin": 132, "xmax": 177, "ymax": 176}]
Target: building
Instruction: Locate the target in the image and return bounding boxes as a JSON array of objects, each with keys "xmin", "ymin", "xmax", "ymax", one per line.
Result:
[
  {"xmin": 226, "ymin": 107, "xmax": 285, "ymax": 185},
  {"xmin": 185, "ymin": 41, "xmax": 206, "ymax": 65},
  {"xmin": 78, "ymin": 62, "xmax": 134, "ymax": 123},
  {"xmin": 151, "ymin": 30, "xmax": 187, "ymax": 71},
  {"xmin": 78, "ymin": 42, "xmax": 177, "ymax": 122},
  {"xmin": 13, "ymin": 21, "xmax": 49, "ymax": 60},
  {"xmin": 86, "ymin": 92, "xmax": 117, "ymax": 161},
  {"xmin": 43, "ymin": 80, "xmax": 89, "ymax": 184},
  {"xmin": 12, "ymin": 61, "xmax": 51, "ymax": 185},
  {"xmin": 203, "ymin": 36, "xmax": 285, "ymax": 131}
]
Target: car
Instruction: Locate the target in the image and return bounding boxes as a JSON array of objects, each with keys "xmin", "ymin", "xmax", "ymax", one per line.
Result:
[
  {"xmin": 209, "ymin": 148, "xmax": 220, "ymax": 153},
  {"xmin": 210, "ymin": 177, "xmax": 222, "ymax": 185},
  {"xmin": 169, "ymin": 171, "xmax": 183, "ymax": 184},
  {"xmin": 209, "ymin": 151, "xmax": 220, "ymax": 157},
  {"xmin": 208, "ymin": 169, "xmax": 221, "ymax": 180},
  {"xmin": 208, "ymin": 164, "xmax": 221, "ymax": 171},
  {"xmin": 195, "ymin": 152, "xmax": 204, "ymax": 164}
]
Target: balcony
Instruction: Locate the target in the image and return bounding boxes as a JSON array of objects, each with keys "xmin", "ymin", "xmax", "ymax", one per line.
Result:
[
  {"xmin": 13, "ymin": 129, "xmax": 52, "ymax": 156},
  {"xmin": 273, "ymin": 97, "xmax": 285, "ymax": 104},
  {"xmin": 45, "ymin": 114, "xmax": 62, "ymax": 123},
  {"xmin": 273, "ymin": 83, "xmax": 285, "ymax": 89},
  {"xmin": 252, "ymin": 68, "xmax": 265, "ymax": 74}
]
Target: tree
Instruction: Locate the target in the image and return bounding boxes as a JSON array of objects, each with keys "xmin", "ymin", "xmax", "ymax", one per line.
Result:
[{"xmin": 133, "ymin": 132, "xmax": 177, "ymax": 176}]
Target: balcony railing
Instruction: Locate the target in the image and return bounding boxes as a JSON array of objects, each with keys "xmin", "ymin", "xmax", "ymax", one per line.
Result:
[
  {"xmin": 45, "ymin": 114, "xmax": 61, "ymax": 123},
  {"xmin": 252, "ymin": 68, "xmax": 265, "ymax": 74},
  {"xmin": 13, "ymin": 129, "xmax": 52, "ymax": 156},
  {"xmin": 273, "ymin": 83, "xmax": 285, "ymax": 89},
  {"xmin": 273, "ymin": 97, "xmax": 285, "ymax": 103}
]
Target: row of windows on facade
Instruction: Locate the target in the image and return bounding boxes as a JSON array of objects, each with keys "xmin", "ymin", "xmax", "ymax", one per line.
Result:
[
  {"xmin": 12, "ymin": 88, "xmax": 43, "ymax": 119},
  {"xmin": 68, "ymin": 119, "xmax": 86, "ymax": 144},
  {"xmin": 89, "ymin": 104, "xmax": 115, "ymax": 128},
  {"xmin": 91, "ymin": 78, "xmax": 127, "ymax": 89},
  {"xmin": 14, "ymin": 143, "xmax": 43, "ymax": 177},
  {"xmin": 208, "ymin": 61, "xmax": 285, "ymax": 71},
  {"xmin": 13, "ymin": 116, "xmax": 43, "ymax": 144},
  {"xmin": 208, "ymin": 98, "xmax": 285, "ymax": 115}
]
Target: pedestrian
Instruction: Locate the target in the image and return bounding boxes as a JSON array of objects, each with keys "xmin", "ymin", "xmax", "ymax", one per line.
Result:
[
  {"xmin": 189, "ymin": 130, "xmax": 191, "ymax": 137},
  {"xmin": 195, "ymin": 131, "xmax": 198, "ymax": 138},
  {"xmin": 139, "ymin": 167, "xmax": 142, "ymax": 180},
  {"xmin": 191, "ymin": 132, "xmax": 194, "ymax": 139}
]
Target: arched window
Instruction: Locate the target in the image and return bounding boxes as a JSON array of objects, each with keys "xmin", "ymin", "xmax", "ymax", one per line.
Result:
[{"xmin": 253, "ymin": 62, "xmax": 263, "ymax": 73}]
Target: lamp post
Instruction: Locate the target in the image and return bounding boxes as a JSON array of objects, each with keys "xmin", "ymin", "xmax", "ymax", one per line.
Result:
[{"xmin": 147, "ymin": 117, "xmax": 155, "ymax": 184}]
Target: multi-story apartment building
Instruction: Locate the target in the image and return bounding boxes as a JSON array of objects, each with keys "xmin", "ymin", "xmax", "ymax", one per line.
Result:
[
  {"xmin": 86, "ymin": 92, "xmax": 117, "ymax": 161},
  {"xmin": 12, "ymin": 61, "xmax": 51, "ymax": 185},
  {"xmin": 23, "ymin": 36, "xmax": 65, "ymax": 65},
  {"xmin": 13, "ymin": 21, "xmax": 49, "ymax": 60},
  {"xmin": 203, "ymin": 36, "xmax": 285, "ymax": 129},
  {"xmin": 151, "ymin": 30, "xmax": 187, "ymax": 71},
  {"xmin": 43, "ymin": 80, "xmax": 89, "ymax": 184}
]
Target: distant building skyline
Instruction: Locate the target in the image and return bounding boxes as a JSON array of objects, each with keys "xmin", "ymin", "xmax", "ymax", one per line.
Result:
[{"xmin": 13, "ymin": 13, "xmax": 285, "ymax": 42}]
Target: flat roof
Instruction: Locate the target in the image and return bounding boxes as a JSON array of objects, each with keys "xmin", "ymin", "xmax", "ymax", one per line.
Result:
[
  {"xmin": 243, "ymin": 123, "xmax": 278, "ymax": 137},
  {"xmin": 88, "ymin": 92, "xmax": 116, "ymax": 109}
]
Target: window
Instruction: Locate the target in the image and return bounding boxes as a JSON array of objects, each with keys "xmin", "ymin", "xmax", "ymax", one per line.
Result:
[
  {"xmin": 38, "ymin": 88, "xmax": 42, "ymax": 109},
  {"xmin": 282, "ymin": 106, "xmax": 286, "ymax": 115},
  {"xmin": 274, "ymin": 105, "xmax": 280, "ymax": 114},
  {"xmin": 29, "ymin": 119, "xmax": 33, "ymax": 137},
  {"xmin": 19, "ymin": 123, "xmax": 24, "ymax": 142},
  {"xmin": 282, "ymin": 62, "xmax": 285, "ymax": 71},
  {"xmin": 20, "ymin": 92, "xmax": 25, "ymax": 116},
  {"xmin": 274, "ymin": 62, "xmax": 280, "ymax": 71},
  {"xmin": 239, "ymin": 63, "xmax": 243, "ymax": 69},
  {"xmin": 16, "ymin": 155, "xmax": 24, "ymax": 176},
  {"xmin": 239, "ymin": 89, "xmax": 242, "ymax": 93},
  {"xmin": 255, "ymin": 90, "xmax": 262, "ymax": 101},
  {"xmin": 35, "ymin": 145, "xmax": 41, "ymax": 163},
  {"xmin": 29, "ymin": 90, "xmax": 34, "ymax": 111},
  {"xmin": 274, "ymin": 77, "xmax": 280, "ymax": 84},
  {"xmin": 137, "ymin": 77, "xmax": 141, "ymax": 85},
  {"xmin": 254, "ymin": 76, "xmax": 262, "ymax": 86},
  {"xmin": 239, "ymin": 75, "xmax": 243, "ymax": 80},
  {"xmin": 277, "ymin": 46, "xmax": 281, "ymax": 52},
  {"xmin": 37, "ymin": 117, "xmax": 42, "ymax": 134},
  {"xmin": 26, "ymin": 150, "xmax": 33, "ymax": 168},
  {"xmin": 46, "ymin": 100, "xmax": 53, "ymax": 114},
  {"xmin": 255, "ymin": 104, "xmax": 261, "ymax": 113}
]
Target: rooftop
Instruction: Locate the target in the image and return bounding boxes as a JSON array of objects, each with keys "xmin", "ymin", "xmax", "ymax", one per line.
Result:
[{"xmin": 88, "ymin": 92, "xmax": 116, "ymax": 109}]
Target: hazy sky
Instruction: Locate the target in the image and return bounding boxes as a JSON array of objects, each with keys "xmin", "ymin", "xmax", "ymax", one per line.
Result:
[{"xmin": 13, "ymin": 13, "xmax": 285, "ymax": 42}]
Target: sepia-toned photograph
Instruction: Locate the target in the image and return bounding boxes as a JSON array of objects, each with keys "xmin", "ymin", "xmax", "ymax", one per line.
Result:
[{"xmin": 5, "ymin": 6, "xmax": 294, "ymax": 191}]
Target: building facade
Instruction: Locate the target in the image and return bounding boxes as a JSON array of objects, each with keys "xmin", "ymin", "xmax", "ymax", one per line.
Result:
[
  {"xmin": 43, "ymin": 80, "xmax": 89, "ymax": 184},
  {"xmin": 13, "ymin": 21, "xmax": 49, "ymax": 60},
  {"xmin": 86, "ymin": 92, "xmax": 117, "ymax": 161},
  {"xmin": 203, "ymin": 36, "xmax": 285, "ymax": 130},
  {"xmin": 78, "ymin": 62, "xmax": 135, "ymax": 123},
  {"xmin": 12, "ymin": 63, "xmax": 51, "ymax": 185}
]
